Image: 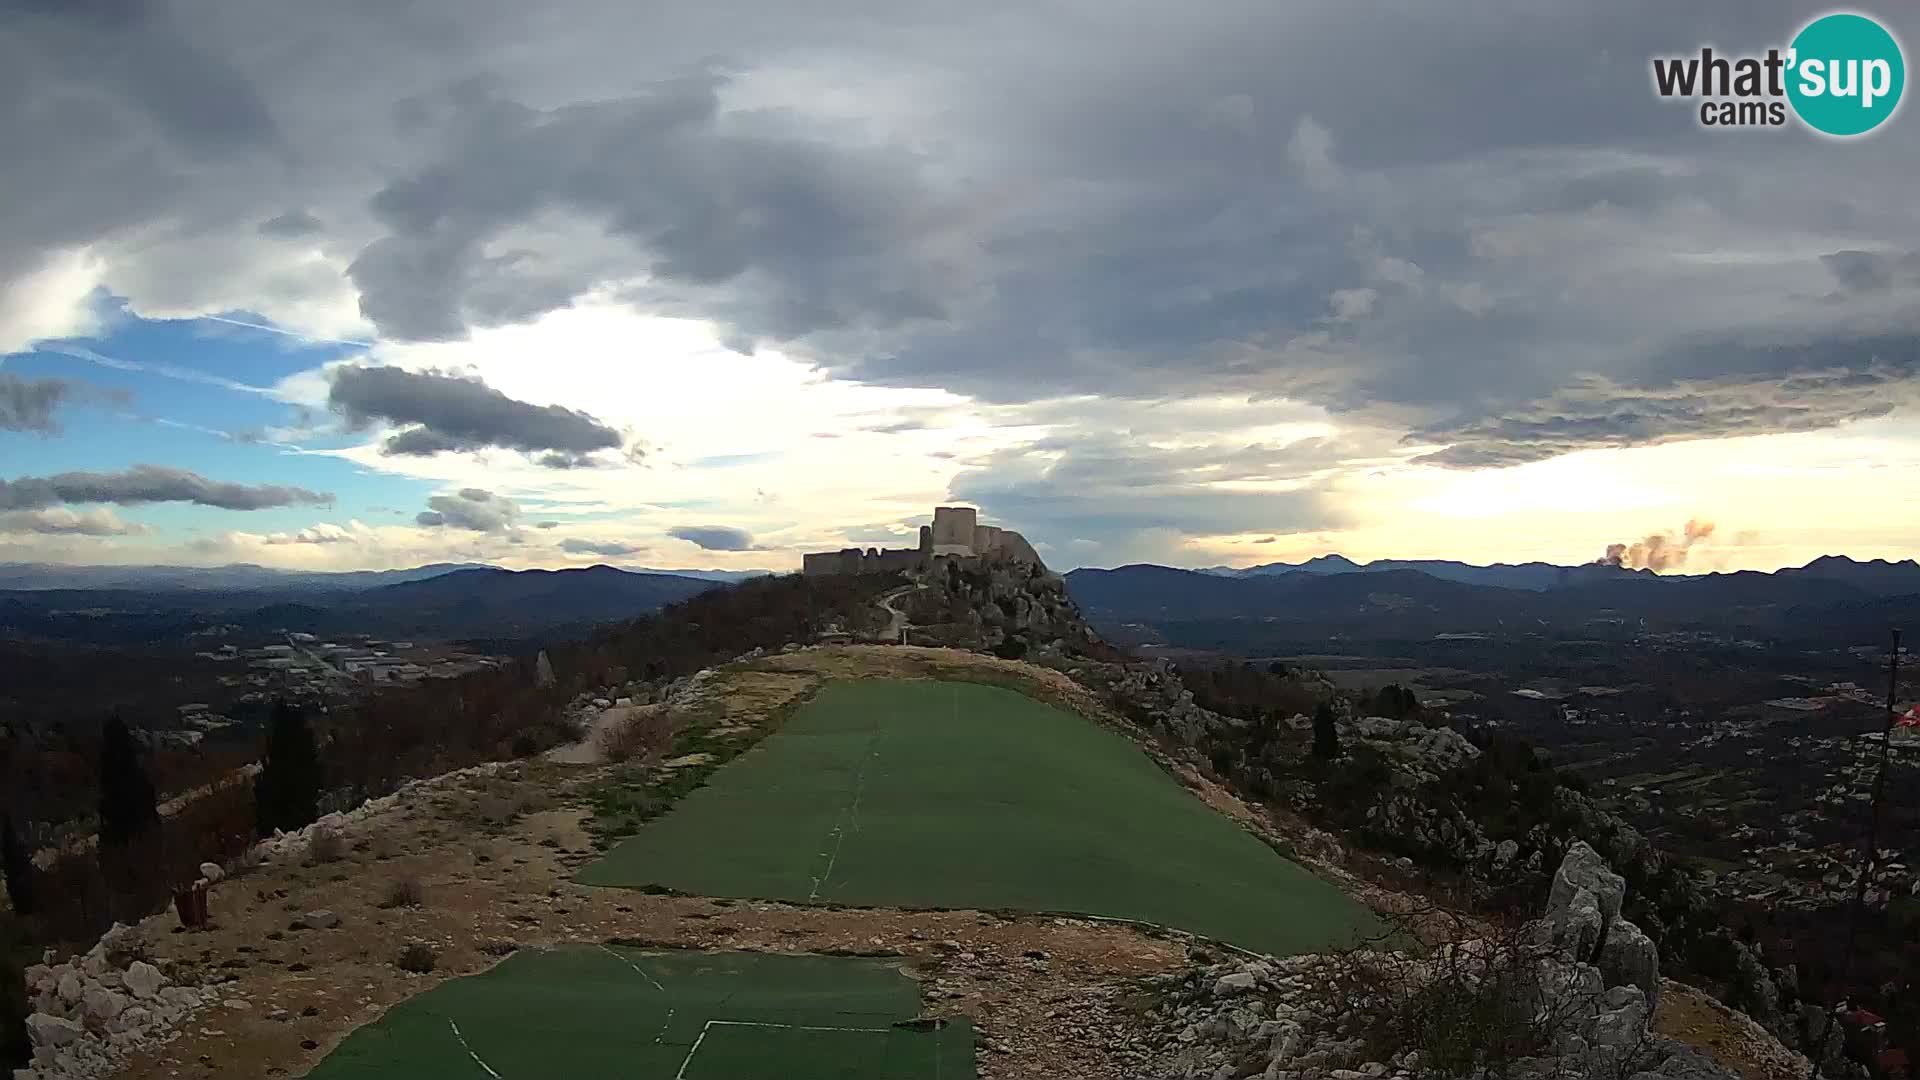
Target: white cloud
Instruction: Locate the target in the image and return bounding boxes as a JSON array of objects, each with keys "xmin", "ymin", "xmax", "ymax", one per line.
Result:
[
  {"xmin": 0, "ymin": 249, "xmax": 103, "ymax": 353},
  {"xmin": 0, "ymin": 507, "xmax": 150, "ymax": 537}
]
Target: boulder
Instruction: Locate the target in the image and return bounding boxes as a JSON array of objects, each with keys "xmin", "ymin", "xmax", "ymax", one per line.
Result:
[
  {"xmin": 1547, "ymin": 886, "xmax": 1604, "ymax": 961},
  {"xmin": 56, "ymin": 969, "xmax": 83, "ymax": 1005},
  {"xmin": 123, "ymin": 961, "xmax": 166, "ymax": 999},
  {"xmin": 98, "ymin": 922, "xmax": 140, "ymax": 956},
  {"xmin": 80, "ymin": 988, "xmax": 128, "ymax": 1022},
  {"xmin": 298, "ymin": 909, "xmax": 341, "ymax": 930},
  {"xmin": 1409, "ymin": 726, "xmax": 1480, "ymax": 769},
  {"xmin": 1599, "ymin": 919, "xmax": 1661, "ymax": 1006},
  {"xmin": 26, "ymin": 1014, "xmax": 81, "ymax": 1049},
  {"xmin": 1213, "ymin": 971, "xmax": 1258, "ymax": 995},
  {"xmin": 198, "ymin": 861, "xmax": 225, "ymax": 884},
  {"xmin": 1549, "ymin": 842, "xmax": 1625, "ymax": 927},
  {"xmin": 1493, "ymin": 839, "xmax": 1520, "ymax": 869}
]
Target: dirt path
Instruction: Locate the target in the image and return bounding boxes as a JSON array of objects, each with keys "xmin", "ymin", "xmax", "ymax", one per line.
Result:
[{"xmin": 545, "ymin": 703, "xmax": 661, "ymax": 766}]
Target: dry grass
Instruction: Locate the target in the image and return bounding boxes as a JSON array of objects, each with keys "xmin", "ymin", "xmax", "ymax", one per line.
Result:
[
  {"xmin": 596, "ymin": 707, "xmax": 677, "ymax": 763},
  {"xmin": 379, "ymin": 877, "xmax": 426, "ymax": 910},
  {"xmin": 305, "ymin": 827, "xmax": 345, "ymax": 866},
  {"xmin": 395, "ymin": 942, "xmax": 436, "ymax": 973}
]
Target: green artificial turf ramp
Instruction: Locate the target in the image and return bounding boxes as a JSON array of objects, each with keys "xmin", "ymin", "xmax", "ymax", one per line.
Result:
[
  {"xmin": 307, "ymin": 946, "xmax": 972, "ymax": 1079},
  {"xmin": 580, "ymin": 679, "xmax": 1381, "ymax": 955}
]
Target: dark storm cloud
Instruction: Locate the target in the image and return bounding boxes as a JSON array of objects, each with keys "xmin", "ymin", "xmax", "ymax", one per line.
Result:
[
  {"xmin": 328, "ymin": 365, "xmax": 623, "ymax": 463},
  {"xmin": 669, "ymin": 525, "xmax": 755, "ymax": 551},
  {"xmin": 1822, "ymin": 250, "xmax": 1920, "ymax": 294},
  {"xmin": 0, "ymin": 374, "xmax": 72, "ymax": 433},
  {"xmin": 5, "ymin": 0, "xmax": 1919, "ymax": 484},
  {"xmin": 559, "ymin": 537, "xmax": 644, "ymax": 556},
  {"xmin": 414, "ymin": 487, "xmax": 519, "ymax": 532},
  {"xmin": 347, "ymin": 73, "xmax": 952, "ymax": 344},
  {"xmin": 258, "ymin": 210, "xmax": 324, "ymax": 238},
  {"xmin": 0, "ymin": 465, "xmax": 332, "ymax": 511},
  {"xmin": 1408, "ymin": 335, "xmax": 1920, "ymax": 467}
]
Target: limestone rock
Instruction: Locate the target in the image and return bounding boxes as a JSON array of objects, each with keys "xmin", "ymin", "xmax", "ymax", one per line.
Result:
[
  {"xmin": 1599, "ymin": 918, "xmax": 1661, "ymax": 1006},
  {"xmin": 56, "ymin": 969, "xmax": 83, "ymax": 1005},
  {"xmin": 298, "ymin": 909, "xmax": 341, "ymax": 930},
  {"xmin": 80, "ymin": 988, "xmax": 128, "ymax": 1023},
  {"xmin": 26, "ymin": 1014, "xmax": 81, "ymax": 1049},
  {"xmin": 1213, "ymin": 972, "xmax": 1258, "ymax": 995},
  {"xmin": 1549, "ymin": 841, "xmax": 1625, "ymax": 926},
  {"xmin": 24, "ymin": 965, "xmax": 55, "ymax": 995},
  {"xmin": 1549, "ymin": 886, "xmax": 1604, "ymax": 961},
  {"xmin": 123, "ymin": 961, "xmax": 166, "ymax": 999}
]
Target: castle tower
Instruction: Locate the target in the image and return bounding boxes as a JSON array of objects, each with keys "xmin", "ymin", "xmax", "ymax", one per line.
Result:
[{"xmin": 930, "ymin": 506, "xmax": 979, "ymax": 556}]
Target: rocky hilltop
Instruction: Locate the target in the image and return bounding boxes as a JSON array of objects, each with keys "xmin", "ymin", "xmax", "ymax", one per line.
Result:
[
  {"xmin": 906, "ymin": 563, "xmax": 1848, "ymax": 1078},
  {"xmin": 1145, "ymin": 842, "xmax": 1746, "ymax": 1080}
]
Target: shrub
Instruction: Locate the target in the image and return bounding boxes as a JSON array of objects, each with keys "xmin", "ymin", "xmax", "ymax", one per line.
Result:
[
  {"xmin": 1312, "ymin": 702, "xmax": 1342, "ymax": 760},
  {"xmin": 305, "ymin": 827, "xmax": 345, "ymax": 866},
  {"xmin": 380, "ymin": 877, "xmax": 426, "ymax": 910},
  {"xmin": 1, "ymin": 816, "xmax": 33, "ymax": 917},
  {"xmin": 1308, "ymin": 912, "xmax": 1656, "ymax": 1080},
  {"xmin": 395, "ymin": 942, "xmax": 436, "ymax": 973},
  {"xmin": 480, "ymin": 939, "xmax": 519, "ymax": 957},
  {"xmin": 597, "ymin": 708, "xmax": 675, "ymax": 764}
]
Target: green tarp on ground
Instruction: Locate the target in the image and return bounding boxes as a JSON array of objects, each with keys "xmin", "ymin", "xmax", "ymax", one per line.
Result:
[
  {"xmin": 580, "ymin": 679, "xmax": 1380, "ymax": 956},
  {"xmin": 308, "ymin": 946, "xmax": 972, "ymax": 1080}
]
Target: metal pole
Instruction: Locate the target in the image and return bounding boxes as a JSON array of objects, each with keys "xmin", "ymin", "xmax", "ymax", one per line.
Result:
[
  {"xmin": 1843, "ymin": 628, "xmax": 1901, "ymax": 950},
  {"xmin": 1809, "ymin": 627, "xmax": 1901, "ymax": 1079}
]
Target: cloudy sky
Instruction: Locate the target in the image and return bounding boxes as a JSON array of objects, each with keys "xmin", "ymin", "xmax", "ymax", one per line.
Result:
[{"xmin": 3, "ymin": 1, "xmax": 1917, "ymax": 575}]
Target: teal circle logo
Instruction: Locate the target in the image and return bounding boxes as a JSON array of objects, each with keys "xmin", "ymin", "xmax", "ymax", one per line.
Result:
[{"xmin": 1787, "ymin": 12, "xmax": 1905, "ymax": 136}]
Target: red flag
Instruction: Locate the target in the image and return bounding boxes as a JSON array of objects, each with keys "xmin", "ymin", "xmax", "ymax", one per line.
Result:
[{"xmin": 1898, "ymin": 704, "xmax": 1920, "ymax": 729}]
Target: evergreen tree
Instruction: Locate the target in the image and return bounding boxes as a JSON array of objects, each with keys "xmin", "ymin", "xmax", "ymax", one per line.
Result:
[
  {"xmin": 97, "ymin": 714, "xmax": 159, "ymax": 848},
  {"xmin": 1312, "ymin": 701, "xmax": 1342, "ymax": 760},
  {"xmin": 254, "ymin": 700, "xmax": 322, "ymax": 836},
  {"xmin": 1, "ymin": 813, "xmax": 32, "ymax": 916}
]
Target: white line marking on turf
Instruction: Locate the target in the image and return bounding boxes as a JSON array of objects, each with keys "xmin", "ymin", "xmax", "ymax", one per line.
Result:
[
  {"xmin": 808, "ymin": 713, "xmax": 885, "ymax": 901},
  {"xmin": 596, "ymin": 944, "xmax": 676, "ymax": 1043},
  {"xmin": 596, "ymin": 943, "xmax": 667, "ymax": 993},
  {"xmin": 447, "ymin": 1017, "xmax": 503, "ymax": 1079},
  {"xmin": 674, "ymin": 1019, "xmax": 897, "ymax": 1079}
]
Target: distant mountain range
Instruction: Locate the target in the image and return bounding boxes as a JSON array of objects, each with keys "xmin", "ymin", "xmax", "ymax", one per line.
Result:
[
  {"xmin": 0, "ymin": 565, "xmax": 738, "ymax": 647},
  {"xmin": 0, "ymin": 562, "xmax": 772, "ymax": 591},
  {"xmin": 1064, "ymin": 555, "xmax": 1920, "ymax": 645},
  {"xmin": 1191, "ymin": 553, "xmax": 1920, "ymax": 596}
]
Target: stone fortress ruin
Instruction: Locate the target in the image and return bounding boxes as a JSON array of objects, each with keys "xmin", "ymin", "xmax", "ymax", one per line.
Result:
[{"xmin": 801, "ymin": 505, "xmax": 1042, "ymax": 576}]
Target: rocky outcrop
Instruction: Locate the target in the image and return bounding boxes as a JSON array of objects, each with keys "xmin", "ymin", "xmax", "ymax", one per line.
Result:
[
  {"xmin": 18, "ymin": 924, "xmax": 209, "ymax": 1080},
  {"xmin": 1141, "ymin": 846, "xmax": 1739, "ymax": 1080}
]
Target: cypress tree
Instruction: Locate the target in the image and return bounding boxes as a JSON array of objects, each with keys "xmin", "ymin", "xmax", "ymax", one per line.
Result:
[
  {"xmin": 1, "ymin": 813, "xmax": 33, "ymax": 916},
  {"xmin": 1312, "ymin": 701, "xmax": 1342, "ymax": 760},
  {"xmin": 255, "ymin": 700, "xmax": 321, "ymax": 836},
  {"xmin": 97, "ymin": 714, "xmax": 159, "ymax": 848}
]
